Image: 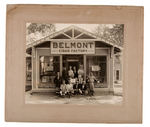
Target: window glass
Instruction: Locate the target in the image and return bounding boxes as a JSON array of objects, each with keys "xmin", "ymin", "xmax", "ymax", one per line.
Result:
[
  {"xmin": 39, "ymin": 56, "xmax": 60, "ymax": 88},
  {"xmin": 86, "ymin": 56, "xmax": 107, "ymax": 88},
  {"xmin": 116, "ymin": 70, "xmax": 119, "ymax": 80},
  {"xmin": 26, "ymin": 57, "xmax": 32, "ymax": 81}
]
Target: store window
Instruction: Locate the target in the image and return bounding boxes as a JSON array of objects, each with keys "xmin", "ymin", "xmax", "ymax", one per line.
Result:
[
  {"xmin": 26, "ymin": 57, "xmax": 32, "ymax": 82},
  {"xmin": 39, "ymin": 56, "xmax": 60, "ymax": 88},
  {"xmin": 116, "ymin": 70, "xmax": 120, "ymax": 80},
  {"xmin": 86, "ymin": 56, "xmax": 107, "ymax": 88}
]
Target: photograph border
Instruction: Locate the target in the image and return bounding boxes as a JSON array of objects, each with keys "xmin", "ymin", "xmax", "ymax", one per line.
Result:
[{"xmin": 5, "ymin": 4, "xmax": 143, "ymax": 123}]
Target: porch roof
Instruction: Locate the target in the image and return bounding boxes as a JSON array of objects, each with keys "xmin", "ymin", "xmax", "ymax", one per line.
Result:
[{"xmin": 26, "ymin": 25, "xmax": 123, "ymax": 50}]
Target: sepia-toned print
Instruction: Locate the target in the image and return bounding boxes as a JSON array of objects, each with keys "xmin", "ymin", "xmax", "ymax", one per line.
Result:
[{"xmin": 25, "ymin": 23, "xmax": 124, "ymax": 104}]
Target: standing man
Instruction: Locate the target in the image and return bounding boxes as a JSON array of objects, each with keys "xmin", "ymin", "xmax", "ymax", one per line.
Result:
[
  {"xmin": 88, "ymin": 72, "xmax": 96, "ymax": 96},
  {"xmin": 62, "ymin": 67, "xmax": 68, "ymax": 84},
  {"xmin": 68, "ymin": 66, "xmax": 74, "ymax": 78},
  {"xmin": 54, "ymin": 72, "xmax": 62, "ymax": 89}
]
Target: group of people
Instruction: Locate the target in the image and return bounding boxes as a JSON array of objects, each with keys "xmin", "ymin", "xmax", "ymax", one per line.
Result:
[{"xmin": 54, "ymin": 65, "xmax": 97, "ymax": 97}]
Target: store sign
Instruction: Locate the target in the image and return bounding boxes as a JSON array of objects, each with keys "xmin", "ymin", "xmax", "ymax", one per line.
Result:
[
  {"xmin": 92, "ymin": 65, "xmax": 101, "ymax": 71},
  {"xmin": 51, "ymin": 41, "xmax": 95, "ymax": 54}
]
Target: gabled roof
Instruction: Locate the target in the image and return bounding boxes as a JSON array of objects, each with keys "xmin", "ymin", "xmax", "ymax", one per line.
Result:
[{"xmin": 26, "ymin": 25, "xmax": 123, "ymax": 50}]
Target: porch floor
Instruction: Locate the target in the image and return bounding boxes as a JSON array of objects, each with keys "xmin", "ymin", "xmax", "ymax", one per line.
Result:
[{"xmin": 25, "ymin": 92, "xmax": 123, "ymax": 105}]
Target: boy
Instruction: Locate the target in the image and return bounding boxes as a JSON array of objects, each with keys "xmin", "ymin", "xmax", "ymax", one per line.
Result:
[
  {"xmin": 77, "ymin": 75, "xmax": 84, "ymax": 94},
  {"xmin": 66, "ymin": 79, "xmax": 74, "ymax": 97},
  {"xmin": 60, "ymin": 80, "xmax": 67, "ymax": 97}
]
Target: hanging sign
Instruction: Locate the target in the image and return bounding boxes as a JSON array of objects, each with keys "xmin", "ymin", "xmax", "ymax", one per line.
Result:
[
  {"xmin": 51, "ymin": 41, "xmax": 95, "ymax": 54},
  {"xmin": 92, "ymin": 65, "xmax": 101, "ymax": 71}
]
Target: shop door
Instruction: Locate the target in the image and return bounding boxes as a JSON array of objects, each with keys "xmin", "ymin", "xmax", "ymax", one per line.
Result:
[
  {"xmin": 68, "ymin": 61, "xmax": 79, "ymax": 71},
  {"xmin": 63, "ymin": 55, "xmax": 83, "ymax": 73}
]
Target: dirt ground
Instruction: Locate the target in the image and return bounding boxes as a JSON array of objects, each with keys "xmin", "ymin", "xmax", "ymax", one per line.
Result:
[
  {"xmin": 25, "ymin": 92, "xmax": 123, "ymax": 105},
  {"xmin": 25, "ymin": 82, "xmax": 123, "ymax": 105}
]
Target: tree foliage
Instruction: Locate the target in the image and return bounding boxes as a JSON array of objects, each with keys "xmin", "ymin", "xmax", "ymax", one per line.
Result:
[
  {"xmin": 26, "ymin": 23, "xmax": 56, "ymax": 44},
  {"xmin": 94, "ymin": 24, "xmax": 124, "ymax": 47}
]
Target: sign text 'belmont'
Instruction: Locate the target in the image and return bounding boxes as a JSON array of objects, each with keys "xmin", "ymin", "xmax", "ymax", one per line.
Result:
[{"xmin": 51, "ymin": 41, "xmax": 95, "ymax": 54}]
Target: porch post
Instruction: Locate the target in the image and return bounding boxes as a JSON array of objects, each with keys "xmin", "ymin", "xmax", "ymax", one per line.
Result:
[
  {"xmin": 84, "ymin": 55, "xmax": 86, "ymax": 81},
  {"xmin": 36, "ymin": 51, "xmax": 39, "ymax": 89},
  {"xmin": 60, "ymin": 55, "xmax": 62, "ymax": 76},
  {"xmin": 107, "ymin": 51, "xmax": 110, "ymax": 88},
  {"xmin": 119, "ymin": 52, "xmax": 123, "ymax": 82},
  {"xmin": 109, "ymin": 46, "xmax": 114, "ymax": 93},
  {"xmin": 32, "ymin": 46, "xmax": 36, "ymax": 90}
]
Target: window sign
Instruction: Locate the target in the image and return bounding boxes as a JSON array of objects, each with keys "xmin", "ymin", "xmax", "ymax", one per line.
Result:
[{"xmin": 92, "ymin": 65, "xmax": 101, "ymax": 71}]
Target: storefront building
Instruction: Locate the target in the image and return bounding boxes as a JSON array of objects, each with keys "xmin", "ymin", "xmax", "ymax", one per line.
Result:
[{"xmin": 26, "ymin": 25, "xmax": 122, "ymax": 93}]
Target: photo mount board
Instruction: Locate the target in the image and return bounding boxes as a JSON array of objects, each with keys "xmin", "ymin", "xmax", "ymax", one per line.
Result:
[{"xmin": 5, "ymin": 4, "xmax": 143, "ymax": 123}]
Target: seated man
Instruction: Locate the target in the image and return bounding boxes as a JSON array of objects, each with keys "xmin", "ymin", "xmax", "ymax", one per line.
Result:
[
  {"xmin": 66, "ymin": 79, "xmax": 74, "ymax": 97},
  {"xmin": 54, "ymin": 72, "xmax": 62, "ymax": 94},
  {"xmin": 81, "ymin": 81, "xmax": 86, "ymax": 94},
  {"xmin": 77, "ymin": 75, "xmax": 84, "ymax": 94},
  {"xmin": 60, "ymin": 80, "xmax": 67, "ymax": 97},
  {"xmin": 70, "ymin": 77, "xmax": 77, "ymax": 92}
]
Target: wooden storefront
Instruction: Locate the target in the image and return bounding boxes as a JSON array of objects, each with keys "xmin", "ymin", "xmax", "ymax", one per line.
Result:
[{"xmin": 26, "ymin": 25, "xmax": 122, "ymax": 93}]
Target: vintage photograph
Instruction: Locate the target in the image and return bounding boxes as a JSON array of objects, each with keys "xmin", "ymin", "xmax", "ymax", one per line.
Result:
[
  {"xmin": 5, "ymin": 5, "xmax": 143, "ymax": 123},
  {"xmin": 25, "ymin": 23, "xmax": 124, "ymax": 104}
]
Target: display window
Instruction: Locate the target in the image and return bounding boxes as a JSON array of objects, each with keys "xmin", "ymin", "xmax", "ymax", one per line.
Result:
[
  {"xmin": 26, "ymin": 57, "xmax": 32, "ymax": 81},
  {"xmin": 86, "ymin": 56, "xmax": 107, "ymax": 88},
  {"xmin": 116, "ymin": 70, "xmax": 120, "ymax": 80},
  {"xmin": 39, "ymin": 56, "xmax": 60, "ymax": 88}
]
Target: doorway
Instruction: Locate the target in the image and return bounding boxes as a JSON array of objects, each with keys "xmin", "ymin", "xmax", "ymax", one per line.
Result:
[
  {"xmin": 62, "ymin": 55, "xmax": 83, "ymax": 73},
  {"xmin": 68, "ymin": 61, "xmax": 79, "ymax": 71}
]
